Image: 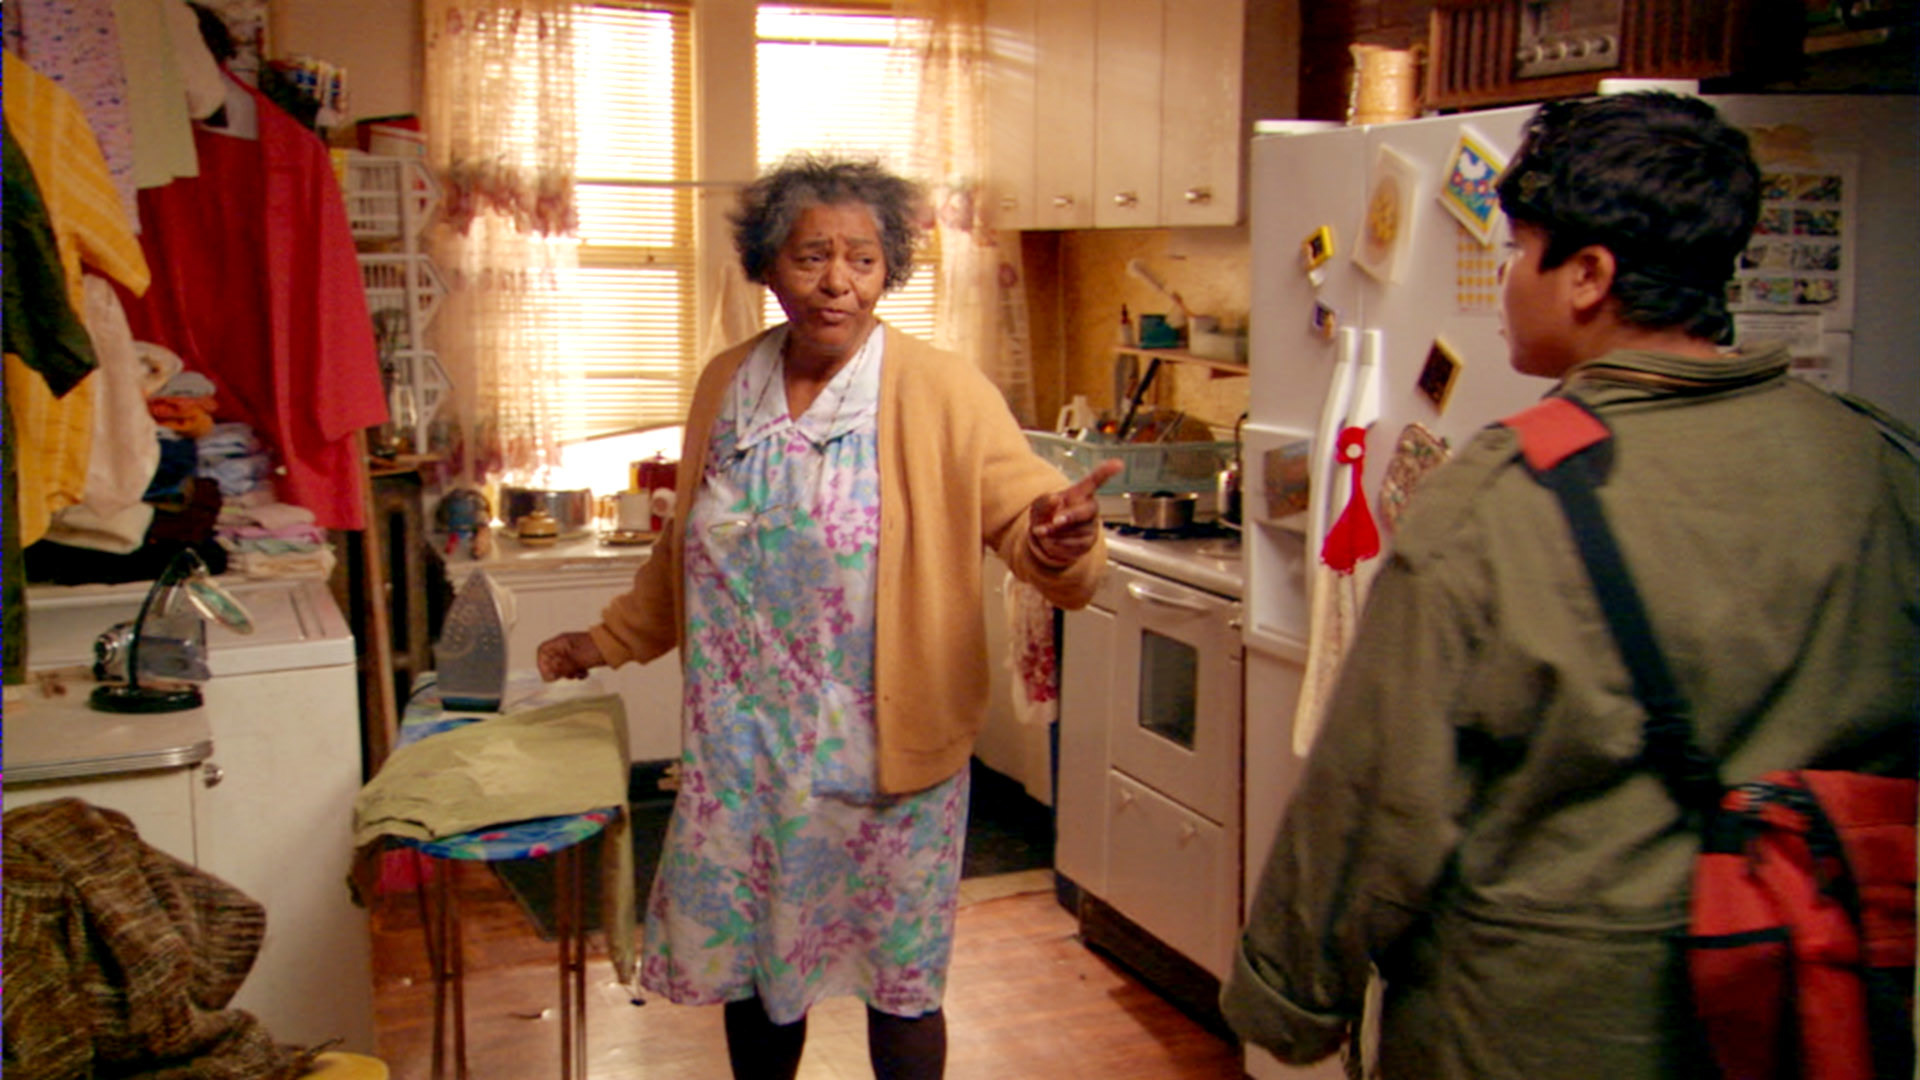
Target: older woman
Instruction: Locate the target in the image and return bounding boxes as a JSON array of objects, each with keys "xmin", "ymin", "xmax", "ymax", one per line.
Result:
[{"xmin": 537, "ymin": 154, "xmax": 1117, "ymax": 1079}]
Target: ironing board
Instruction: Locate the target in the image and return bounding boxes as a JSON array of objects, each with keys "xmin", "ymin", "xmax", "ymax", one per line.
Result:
[{"xmin": 393, "ymin": 673, "xmax": 625, "ymax": 1080}]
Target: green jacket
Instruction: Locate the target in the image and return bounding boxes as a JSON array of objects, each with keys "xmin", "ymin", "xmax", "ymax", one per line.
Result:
[{"xmin": 1223, "ymin": 345, "xmax": 1918, "ymax": 1078}]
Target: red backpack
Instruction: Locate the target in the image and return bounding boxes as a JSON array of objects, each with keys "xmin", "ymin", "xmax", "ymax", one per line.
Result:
[{"xmin": 1506, "ymin": 396, "xmax": 1916, "ymax": 1080}]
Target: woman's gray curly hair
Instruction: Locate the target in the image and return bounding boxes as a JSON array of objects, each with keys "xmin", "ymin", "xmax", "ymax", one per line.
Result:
[{"xmin": 730, "ymin": 154, "xmax": 924, "ymax": 293}]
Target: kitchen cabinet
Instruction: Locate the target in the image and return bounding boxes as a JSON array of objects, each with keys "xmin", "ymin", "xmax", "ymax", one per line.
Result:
[
  {"xmin": 1092, "ymin": 0, "xmax": 1163, "ymax": 229},
  {"xmin": 1055, "ymin": 602, "xmax": 1115, "ymax": 893},
  {"xmin": 1030, "ymin": 0, "xmax": 1098, "ymax": 230},
  {"xmin": 1157, "ymin": 0, "xmax": 1247, "ymax": 227},
  {"xmin": 985, "ymin": 0, "xmax": 1248, "ymax": 230},
  {"xmin": 9, "ymin": 579, "xmax": 374, "ymax": 1054},
  {"xmin": 983, "ymin": 0, "xmax": 1040, "ymax": 230}
]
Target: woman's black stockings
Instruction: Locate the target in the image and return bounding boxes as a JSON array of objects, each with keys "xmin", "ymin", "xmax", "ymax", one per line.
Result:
[
  {"xmin": 722, "ymin": 998, "xmax": 946, "ymax": 1080},
  {"xmin": 724, "ymin": 997, "xmax": 806, "ymax": 1080}
]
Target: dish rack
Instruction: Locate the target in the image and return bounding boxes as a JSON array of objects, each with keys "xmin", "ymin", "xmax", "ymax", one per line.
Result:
[
  {"xmin": 339, "ymin": 153, "xmax": 440, "ymax": 242},
  {"xmin": 339, "ymin": 152, "xmax": 447, "ymax": 456},
  {"xmin": 1026, "ymin": 432, "xmax": 1235, "ymax": 496}
]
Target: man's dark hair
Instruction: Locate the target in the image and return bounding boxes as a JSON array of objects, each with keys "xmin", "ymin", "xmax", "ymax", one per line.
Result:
[{"xmin": 1496, "ymin": 92, "xmax": 1760, "ymax": 344}]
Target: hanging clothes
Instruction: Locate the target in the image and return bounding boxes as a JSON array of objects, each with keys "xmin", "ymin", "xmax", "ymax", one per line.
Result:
[
  {"xmin": 3, "ymin": 52, "xmax": 153, "ymax": 547},
  {"xmin": 10, "ymin": 0, "xmax": 140, "ymax": 224},
  {"xmin": 3, "ymin": 120, "xmax": 99, "ymax": 684},
  {"xmin": 121, "ymin": 75, "xmax": 387, "ymax": 530},
  {"xmin": 110, "ymin": 0, "xmax": 200, "ymax": 189}
]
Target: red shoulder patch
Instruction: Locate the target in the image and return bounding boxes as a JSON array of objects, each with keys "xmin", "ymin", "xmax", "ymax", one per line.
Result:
[{"xmin": 1501, "ymin": 397, "xmax": 1611, "ymax": 473}]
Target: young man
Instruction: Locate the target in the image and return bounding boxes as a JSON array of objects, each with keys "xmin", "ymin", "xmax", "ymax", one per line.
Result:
[{"xmin": 1221, "ymin": 93, "xmax": 1918, "ymax": 1078}]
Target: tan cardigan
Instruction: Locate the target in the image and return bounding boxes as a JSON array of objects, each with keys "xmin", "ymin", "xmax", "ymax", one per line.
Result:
[{"xmin": 588, "ymin": 325, "xmax": 1106, "ymax": 794}]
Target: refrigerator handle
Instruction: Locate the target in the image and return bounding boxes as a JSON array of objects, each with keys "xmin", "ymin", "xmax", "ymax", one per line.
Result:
[{"xmin": 1308, "ymin": 327, "xmax": 1360, "ymax": 559}]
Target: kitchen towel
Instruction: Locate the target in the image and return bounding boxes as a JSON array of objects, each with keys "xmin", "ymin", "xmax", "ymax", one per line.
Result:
[{"xmin": 1004, "ymin": 571, "xmax": 1058, "ymax": 726}]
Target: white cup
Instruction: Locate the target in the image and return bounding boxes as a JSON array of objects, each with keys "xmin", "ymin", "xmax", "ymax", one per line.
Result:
[{"xmin": 615, "ymin": 490, "xmax": 652, "ymax": 532}]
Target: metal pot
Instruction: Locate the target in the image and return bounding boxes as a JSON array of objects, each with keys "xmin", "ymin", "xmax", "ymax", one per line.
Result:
[
  {"xmin": 1216, "ymin": 412, "xmax": 1246, "ymax": 529},
  {"xmin": 500, "ymin": 487, "xmax": 594, "ymax": 536},
  {"xmin": 1124, "ymin": 491, "xmax": 1198, "ymax": 531}
]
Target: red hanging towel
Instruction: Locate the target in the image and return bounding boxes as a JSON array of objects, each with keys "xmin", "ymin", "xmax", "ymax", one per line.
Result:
[{"xmin": 1320, "ymin": 426, "xmax": 1379, "ymax": 573}]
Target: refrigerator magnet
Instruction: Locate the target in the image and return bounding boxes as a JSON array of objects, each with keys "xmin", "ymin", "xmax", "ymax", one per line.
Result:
[
  {"xmin": 1437, "ymin": 124, "xmax": 1508, "ymax": 247},
  {"xmin": 1311, "ymin": 300, "xmax": 1339, "ymax": 339},
  {"xmin": 1417, "ymin": 338, "xmax": 1463, "ymax": 412},
  {"xmin": 1355, "ymin": 145, "xmax": 1421, "ymax": 283},
  {"xmin": 1302, "ymin": 226, "xmax": 1335, "ymax": 271}
]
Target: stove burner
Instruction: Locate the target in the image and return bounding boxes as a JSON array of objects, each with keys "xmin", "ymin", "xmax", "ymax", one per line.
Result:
[{"xmin": 1107, "ymin": 519, "xmax": 1238, "ymax": 542}]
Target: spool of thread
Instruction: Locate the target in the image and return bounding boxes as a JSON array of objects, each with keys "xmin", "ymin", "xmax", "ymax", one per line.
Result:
[{"xmin": 1348, "ymin": 44, "xmax": 1421, "ymax": 126}]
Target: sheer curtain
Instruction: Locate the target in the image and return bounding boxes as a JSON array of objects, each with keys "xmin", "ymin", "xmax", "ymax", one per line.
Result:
[
  {"xmin": 891, "ymin": 0, "xmax": 1038, "ymax": 427},
  {"xmin": 422, "ymin": 0, "xmax": 581, "ymax": 484}
]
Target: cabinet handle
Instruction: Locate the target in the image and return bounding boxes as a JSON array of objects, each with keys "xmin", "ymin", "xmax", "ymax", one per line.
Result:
[
  {"xmin": 1179, "ymin": 821, "xmax": 1198, "ymax": 843},
  {"xmin": 1112, "ymin": 191, "xmax": 1138, "ymax": 208},
  {"xmin": 999, "ymin": 196, "xmax": 1018, "ymax": 212},
  {"xmin": 201, "ymin": 762, "xmax": 225, "ymax": 788},
  {"xmin": 1183, "ymin": 186, "xmax": 1212, "ymax": 205},
  {"xmin": 1051, "ymin": 194, "xmax": 1075, "ymax": 209},
  {"xmin": 1117, "ymin": 787, "xmax": 1135, "ymax": 808}
]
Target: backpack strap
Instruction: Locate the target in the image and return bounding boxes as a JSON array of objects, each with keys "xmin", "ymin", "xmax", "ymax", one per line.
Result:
[{"xmin": 1502, "ymin": 397, "xmax": 1724, "ymax": 814}]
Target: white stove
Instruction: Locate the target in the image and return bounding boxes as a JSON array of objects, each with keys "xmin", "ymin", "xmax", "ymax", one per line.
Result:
[{"xmin": 1102, "ymin": 523, "xmax": 1244, "ymax": 599}]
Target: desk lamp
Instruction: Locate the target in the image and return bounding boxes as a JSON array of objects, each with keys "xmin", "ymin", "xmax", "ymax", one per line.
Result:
[{"xmin": 91, "ymin": 548, "xmax": 254, "ymax": 713}]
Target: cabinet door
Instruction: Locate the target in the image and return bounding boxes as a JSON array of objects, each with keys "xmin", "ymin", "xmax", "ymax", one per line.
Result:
[
  {"xmin": 984, "ymin": 0, "xmax": 1038, "ymax": 231},
  {"xmin": 4, "ymin": 770, "xmax": 199, "ymax": 867},
  {"xmin": 1031, "ymin": 0, "xmax": 1096, "ymax": 230},
  {"xmin": 1159, "ymin": 0, "xmax": 1244, "ymax": 226},
  {"xmin": 488, "ymin": 566, "xmax": 685, "ymax": 763},
  {"xmin": 1092, "ymin": 0, "xmax": 1162, "ymax": 228},
  {"xmin": 1055, "ymin": 602, "xmax": 1115, "ymax": 893},
  {"xmin": 196, "ymin": 665, "xmax": 374, "ymax": 1052}
]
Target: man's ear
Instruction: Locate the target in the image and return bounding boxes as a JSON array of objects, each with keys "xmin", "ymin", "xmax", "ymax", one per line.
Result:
[{"xmin": 1565, "ymin": 244, "xmax": 1617, "ymax": 318}]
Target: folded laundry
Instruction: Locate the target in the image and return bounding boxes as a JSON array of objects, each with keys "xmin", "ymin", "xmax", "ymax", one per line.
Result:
[
  {"xmin": 200, "ymin": 453, "xmax": 270, "ymax": 497},
  {"xmin": 196, "ymin": 421, "xmax": 262, "ymax": 460}
]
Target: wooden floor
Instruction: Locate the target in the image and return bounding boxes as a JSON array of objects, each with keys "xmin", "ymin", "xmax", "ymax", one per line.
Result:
[{"xmin": 369, "ymin": 864, "xmax": 1247, "ymax": 1079}]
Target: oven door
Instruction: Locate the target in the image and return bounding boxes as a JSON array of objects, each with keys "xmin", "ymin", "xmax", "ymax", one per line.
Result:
[{"xmin": 1106, "ymin": 563, "xmax": 1243, "ymax": 826}]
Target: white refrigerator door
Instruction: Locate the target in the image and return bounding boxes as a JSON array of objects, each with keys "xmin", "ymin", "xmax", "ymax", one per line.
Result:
[
  {"xmin": 1347, "ymin": 108, "xmax": 1556, "ymax": 508},
  {"xmin": 1248, "ymin": 124, "xmax": 1373, "ymax": 437}
]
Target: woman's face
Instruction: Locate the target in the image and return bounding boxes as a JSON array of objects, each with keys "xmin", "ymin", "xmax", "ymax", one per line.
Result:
[{"xmin": 768, "ymin": 201, "xmax": 888, "ymax": 364}]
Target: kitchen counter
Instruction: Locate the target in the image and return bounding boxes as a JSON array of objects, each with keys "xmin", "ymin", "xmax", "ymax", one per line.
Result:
[
  {"xmin": 2, "ymin": 683, "xmax": 213, "ymax": 784},
  {"xmin": 445, "ymin": 527, "xmax": 655, "ymax": 581}
]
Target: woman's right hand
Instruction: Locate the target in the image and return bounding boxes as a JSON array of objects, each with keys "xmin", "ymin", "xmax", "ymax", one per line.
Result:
[{"xmin": 537, "ymin": 631, "xmax": 606, "ymax": 681}]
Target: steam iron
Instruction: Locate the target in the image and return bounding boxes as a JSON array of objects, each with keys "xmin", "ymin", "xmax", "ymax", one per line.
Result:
[{"xmin": 436, "ymin": 570, "xmax": 515, "ymax": 712}]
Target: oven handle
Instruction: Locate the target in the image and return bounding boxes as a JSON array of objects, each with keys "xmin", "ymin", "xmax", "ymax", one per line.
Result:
[{"xmin": 1124, "ymin": 580, "xmax": 1213, "ymax": 612}]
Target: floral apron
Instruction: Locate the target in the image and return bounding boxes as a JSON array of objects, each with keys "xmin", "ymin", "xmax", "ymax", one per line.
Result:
[{"xmin": 638, "ymin": 327, "xmax": 967, "ymax": 1023}]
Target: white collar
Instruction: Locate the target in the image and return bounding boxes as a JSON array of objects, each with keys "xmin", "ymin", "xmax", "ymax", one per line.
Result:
[{"xmin": 732, "ymin": 325, "xmax": 884, "ymax": 454}]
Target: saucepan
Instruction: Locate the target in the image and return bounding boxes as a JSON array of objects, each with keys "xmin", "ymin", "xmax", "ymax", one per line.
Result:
[
  {"xmin": 500, "ymin": 487, "xmax": 594, "ymax": 537},
  {"xmin": 1124, "ymin": 491, "xmax": 1198, "ymax": 531}
]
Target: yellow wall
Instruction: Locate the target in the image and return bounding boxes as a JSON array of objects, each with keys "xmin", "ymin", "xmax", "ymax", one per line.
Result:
[
  {"xmin": 271, "ymin": 0, "xmax": 420, "ymax": 123},
  {"xmin": 1026, "ymin": 226, "xmax": 1252, "ymax": 438}
]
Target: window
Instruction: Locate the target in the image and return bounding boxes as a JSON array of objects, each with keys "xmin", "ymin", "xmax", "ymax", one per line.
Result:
[
  {"xmin": 554, "ymin": 1, "xmax": 937, "ymax": 488},
  {"xmin": 755, "ymin": 4, "xmax": 937, "ymax": 342},
  {"xmin": 571, "ymin": 1, "xmax": 696, "ymax": 437}
]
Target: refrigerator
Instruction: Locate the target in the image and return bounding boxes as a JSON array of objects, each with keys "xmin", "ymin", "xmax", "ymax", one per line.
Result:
[{"xmin": 1235, "ymin": 96, "xmax": 1919, "ymax": 1080}]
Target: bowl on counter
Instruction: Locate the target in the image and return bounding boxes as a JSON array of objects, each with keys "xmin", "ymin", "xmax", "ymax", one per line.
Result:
[{"xmin": 500, "ymin": 487, "xmax": 594, "ymax": 537}]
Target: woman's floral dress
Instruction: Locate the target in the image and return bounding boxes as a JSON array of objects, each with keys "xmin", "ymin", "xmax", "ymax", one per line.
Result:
[{"xmin": 638, "ymin": 327, "xmax": 969, "ymax": 1025}]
